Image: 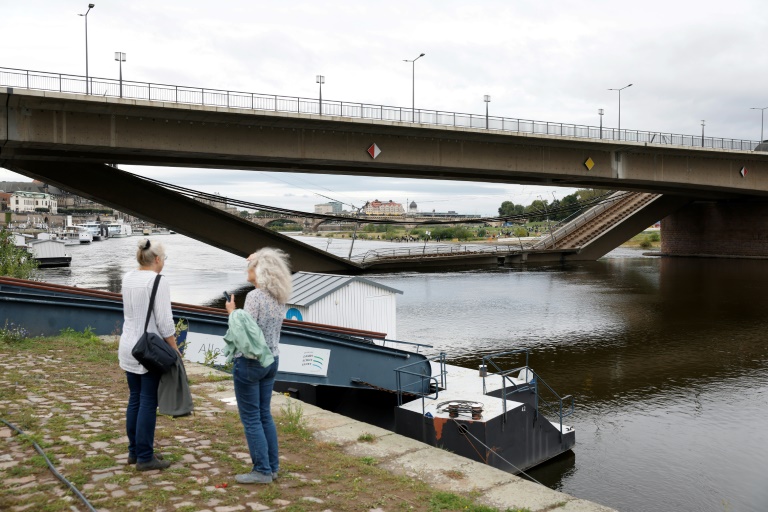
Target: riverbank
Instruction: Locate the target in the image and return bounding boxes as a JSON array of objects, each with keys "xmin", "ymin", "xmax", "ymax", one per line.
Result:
[{"xmin": 0, "ymin": 331, "xmax": 614, "ymax": 512}]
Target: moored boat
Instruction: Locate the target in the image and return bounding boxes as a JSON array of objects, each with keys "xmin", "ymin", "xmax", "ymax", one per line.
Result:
[
  {"xmin": 106, "ymin": 221, "xmax": 132, "ymax": 238},
  {"xmin": 26, "ymin": 239, "xmax": 72, "ymax": 268},
  {"xmin": 0, "ymin": 276, "xmax": 575, "ymax": 474}
]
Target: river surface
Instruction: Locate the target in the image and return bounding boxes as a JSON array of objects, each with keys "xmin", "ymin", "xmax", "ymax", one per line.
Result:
[{"xmin": 39, "ymin": 235, "xmax": 768, "ymax": 512}]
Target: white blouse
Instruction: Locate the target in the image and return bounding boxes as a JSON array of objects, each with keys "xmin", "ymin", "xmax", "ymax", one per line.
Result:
[{"xmin": 118, "ymin": 269, "xmax": 175, "ymax": 374}]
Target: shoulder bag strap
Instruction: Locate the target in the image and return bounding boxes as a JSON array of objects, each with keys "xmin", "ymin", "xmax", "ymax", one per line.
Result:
[{"xmin": 143, "ymin": 274, "xmax": 162, "ymax": 334}]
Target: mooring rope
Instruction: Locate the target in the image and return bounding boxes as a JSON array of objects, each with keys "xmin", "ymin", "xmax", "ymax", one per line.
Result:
[
  {"xmin": 0, "ymin": 418, "xmax": 97, "ymax": 512},
  {"xmin": 449, "ymin": 417, "xmax": 545, "ymax": 486}
]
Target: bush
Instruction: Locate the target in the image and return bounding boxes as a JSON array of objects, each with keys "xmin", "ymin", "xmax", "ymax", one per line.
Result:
[
  {"xmin": 513, "ymin": 226, "xmax": 529, "ymax": 237},
  {"xmin": 639, "ymin": 237, "xmax": 653, "ymax": 249},
  {"xmin": 0, "ymin": 320, "xmax": 30, "ymax": 344},
  {"xmin": 0, "ymin": 229, "xmax": 38, "ymax": 279},
  {"xmin": 477, "ymin": 228, "xmax": 487, "ymax": 237}
]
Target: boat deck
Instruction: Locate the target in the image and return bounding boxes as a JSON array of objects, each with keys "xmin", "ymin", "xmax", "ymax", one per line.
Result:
[{"xmin": 399, "ymin": 361, "xmax": 531, "ymax": 421}]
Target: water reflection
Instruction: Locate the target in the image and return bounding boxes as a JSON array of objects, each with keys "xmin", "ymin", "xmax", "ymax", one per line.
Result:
[{"xmin": 373, "ymin": 257, "xmax": 768, "ymax": 512}]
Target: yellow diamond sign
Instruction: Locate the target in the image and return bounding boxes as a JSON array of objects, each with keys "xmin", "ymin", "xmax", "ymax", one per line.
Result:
[{"xmin": 584, "ymin": 157, "xmax": 595, "ymax": 171}]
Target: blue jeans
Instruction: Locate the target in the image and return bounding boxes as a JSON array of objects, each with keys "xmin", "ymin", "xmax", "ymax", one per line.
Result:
[
  {"xmin": 125, "ymin": 370, "xmax": 161, "ymax": 463},
  {"xmin": 233, "ymin": 356, "xmax": 279, "ymax": 476}
]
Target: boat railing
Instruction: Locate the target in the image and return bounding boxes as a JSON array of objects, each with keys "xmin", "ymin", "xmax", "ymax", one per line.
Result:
[
  {"xmin": 394, "ymin": 352, "xmax": 447, "ymax": 408},
  {"xmin": 379, "ymin": 337, "xmax": 433, "ymax": 354},
  {"xmin": 483, "ymin": 350, "xmax": 574, "ymax": 439}
]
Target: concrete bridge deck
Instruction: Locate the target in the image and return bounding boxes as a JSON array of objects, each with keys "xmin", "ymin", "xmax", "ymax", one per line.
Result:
[{"xmin": 3, "ymin": 82, "xmax": 768, "ymax": 264}]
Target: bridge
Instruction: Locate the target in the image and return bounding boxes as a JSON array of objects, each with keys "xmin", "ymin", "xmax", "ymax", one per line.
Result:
[{"xmin": 3, "ymin": 67, "xmax": 768, "ymax": 270}]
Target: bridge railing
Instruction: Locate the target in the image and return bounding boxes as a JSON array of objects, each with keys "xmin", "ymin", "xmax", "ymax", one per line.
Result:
[
  {"xmin": 531, "ymin": 191, "xmax": 631, "ymax": 250},
  {"xmin": 350, "ymin": 242, "xmax": 535, "ymax": 265},
  {"xmin": 0, "ymin": 66, "xmax": 758, "ymax": 152}
]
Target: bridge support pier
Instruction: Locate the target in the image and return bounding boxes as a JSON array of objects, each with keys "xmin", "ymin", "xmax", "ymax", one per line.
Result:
[{"xmin": 661, "ymin": 200, "xmax": 768, "ymax": 258}]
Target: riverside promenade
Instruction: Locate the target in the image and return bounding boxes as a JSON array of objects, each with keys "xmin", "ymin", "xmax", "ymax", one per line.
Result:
[{"xmin": 0, "ymin": 335, "xmax": 616, "ymax": 512}]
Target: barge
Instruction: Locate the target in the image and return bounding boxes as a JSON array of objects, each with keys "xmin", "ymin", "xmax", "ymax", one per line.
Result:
[{"xmin": 0, "ymin": 276, "xmax": 575, "ymax": 474}]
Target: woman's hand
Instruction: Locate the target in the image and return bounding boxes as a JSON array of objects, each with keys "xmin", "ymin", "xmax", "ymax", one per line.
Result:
[{"xmin": 225, "ymin": 294, "xmax": 236, "ymax": 315}]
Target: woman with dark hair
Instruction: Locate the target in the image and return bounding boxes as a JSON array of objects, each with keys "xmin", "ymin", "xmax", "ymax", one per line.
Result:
[
  {"xmin": 225, "ymin": 247, "xmax": 292, "ymax": 484},
  {"xmin": 118, "ymin": 238, "xmax": 179, "ymax": 471}
]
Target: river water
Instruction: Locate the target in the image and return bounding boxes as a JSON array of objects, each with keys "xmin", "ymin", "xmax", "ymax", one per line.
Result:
[{"xmin": 39, "ymin": 235, "xmax": 768, "ymax": 512}]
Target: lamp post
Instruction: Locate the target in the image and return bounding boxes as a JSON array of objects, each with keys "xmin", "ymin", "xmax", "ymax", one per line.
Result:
[
  {"xmin": 701, "ymin": 120, "xmax": 705, "ymax": 147},
  {"xmin": 403, "ymin": 53, "xmax": 425, "ymax": 122},
  {"xmin": 750, "ymin": 106, "xmax": 768, "ymax": 142},
  {"xmin": 316, "ymin": 75, "xmax": 325, "ymax": 115},
  {"xmin": 598, "ymin": 108, "xmax": 604, "ymax": 139},
  {"xmin": 608, "ymin": 83, "xmax": 632, "ymax": 140},
  {"xmin": 78, "ymin": 3, "xmax": 95, "ymax": 95},
  {"xmin": 348, "ymin": 202, "xmax": 367, "ymax": 260},
  {"xmin": 114, "ymin": 52, "xmax": 126, "ymax": 98},
  {"xmin": 484, "ymin": 95, "xmax": 491, "ymax": 129}
]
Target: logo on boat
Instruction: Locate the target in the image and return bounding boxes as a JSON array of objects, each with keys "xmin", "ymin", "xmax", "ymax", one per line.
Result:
[
  {"xmin": 302, "ymin": 352, "xmax": 325, "ymax": 369},
  {"xmin": 286, "ymin": 308, "xmax": 303, "ymax": 321}
]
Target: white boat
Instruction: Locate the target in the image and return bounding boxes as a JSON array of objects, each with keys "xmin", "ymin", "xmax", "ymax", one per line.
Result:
[
  {"xmin": 106, "ymin": 221, "xmax": 132, "ymax": 238},
  {"xmin": 55, "ymin": 226, "xmax": 93, "ymax": 245},
  {"xmin": 76, "ymin": 221, "xmax": 106, "ymax": 241},
  {"xmin": 26, "ymin": 239, "xmax": 72, "ymax": 268}
]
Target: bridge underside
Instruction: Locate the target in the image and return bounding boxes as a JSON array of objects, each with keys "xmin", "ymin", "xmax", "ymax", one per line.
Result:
[{"xmin": 5, "ymin": 160, "xmax": 362, "ymax": 274}]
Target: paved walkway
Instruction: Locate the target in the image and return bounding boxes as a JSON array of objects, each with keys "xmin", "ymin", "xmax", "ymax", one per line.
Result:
[{"xmin": 0, "ymin": 346, "xmax": 616, "ymax": 512}]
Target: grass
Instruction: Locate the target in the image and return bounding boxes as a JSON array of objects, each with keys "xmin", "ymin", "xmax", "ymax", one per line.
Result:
[
  {"xmin": 357, "ymin": 432, "xmax": 376, "ymax": 442},
  {"xmin": 0, "ymin": 331, "xmax": 530, "ymax": 512}
]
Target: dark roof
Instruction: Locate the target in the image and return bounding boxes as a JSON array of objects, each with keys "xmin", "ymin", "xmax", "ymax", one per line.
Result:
[{"xmin": 288, "ymin": 271, "xmax": 402, "ymax": 307}]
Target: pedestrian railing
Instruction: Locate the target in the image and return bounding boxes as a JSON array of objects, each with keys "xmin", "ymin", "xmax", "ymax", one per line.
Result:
[
  {"xmin": 351, "ymin": 242, "xmax": 532, "ymax": 265},
  {"xmin": 0, "ymin": 66, "xmax": 759, "ymax": 151},
  {"xmin": 531, "ymin": 191, "xmax": 633, "ymax": 250}
]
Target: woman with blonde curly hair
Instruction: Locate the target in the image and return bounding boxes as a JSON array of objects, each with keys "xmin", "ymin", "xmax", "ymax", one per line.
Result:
[{"xmin": 225, "ymin": 247, "xmax": 292, "ymax": 484}]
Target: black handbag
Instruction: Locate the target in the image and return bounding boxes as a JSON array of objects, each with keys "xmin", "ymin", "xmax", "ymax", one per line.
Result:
[{"xmin": 131, "ymin": 274, "xmax": 178, "ymax": 374}]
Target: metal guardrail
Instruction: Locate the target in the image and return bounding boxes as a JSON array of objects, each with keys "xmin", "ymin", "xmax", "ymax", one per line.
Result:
[
  {"xmin": 351, "ymin": 242, "xmax": 533, "ymax": 265},
  {"xmin": 482, "ymin": 350, "xmax": 574, "ymax": 440},
  {"xmin": 395, "ymin": 352, "xmax": 447, "ymax": 408},
  {"xmin": 0, "ymin": 66, "xmax": 759, "ymax": 151},
  {"xmin": 531, "ymin": 191, "xmax": 635, "ymax": 250}
]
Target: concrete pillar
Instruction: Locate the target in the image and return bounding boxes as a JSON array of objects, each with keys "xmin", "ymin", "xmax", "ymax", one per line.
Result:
[{"xmin": 661, "ymin": 200, "xmax": 768, "ymax": 258}]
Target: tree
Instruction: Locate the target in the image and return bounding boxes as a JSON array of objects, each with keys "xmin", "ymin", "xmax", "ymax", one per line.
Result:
[
  {"xmin": 498, "ymin": 201, "xmax": 525, "ymax": 217},
  {"xmin": 0, "ymin": 229, "xmax": 38, "ymax": 279}
]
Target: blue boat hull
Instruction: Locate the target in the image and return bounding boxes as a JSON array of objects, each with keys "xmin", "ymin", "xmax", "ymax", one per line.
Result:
[{"xmin": 0, "ymin": 278, "xmax": 431, "ymax": 394}]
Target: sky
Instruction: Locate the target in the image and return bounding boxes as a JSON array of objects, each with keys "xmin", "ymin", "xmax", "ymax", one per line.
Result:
[{"xmin": 2, "ymin": 0, "xmax": 768, "ymax": 216}]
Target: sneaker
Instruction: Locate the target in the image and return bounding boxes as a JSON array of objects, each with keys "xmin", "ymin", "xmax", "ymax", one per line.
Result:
[
  {"xmin": 272, "ymin": 472, "xmax": 279, "ymax": 480},
  {"xmin": 136, "ymin": 456, "xmax": 171, "ymax": 471},
  {"xmin": 128, "ymin": 453, "xmax": 163, "ymax": 465},
  {"xmin": 235, "ymin": 471, "xmax": 273, "ymax": 484}
]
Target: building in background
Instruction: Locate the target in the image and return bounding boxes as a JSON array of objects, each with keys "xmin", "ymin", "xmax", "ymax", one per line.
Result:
[
  {"xmin": 364, "ymin": 199, "xmax": 404, "ymax": 216},
  {"xmin": 314, "ymin": 201, "xmax": 343, "ymax": 214},
  {"xmin": 8, "ymin": 191, "xmax": 58, "ymax": 214}
]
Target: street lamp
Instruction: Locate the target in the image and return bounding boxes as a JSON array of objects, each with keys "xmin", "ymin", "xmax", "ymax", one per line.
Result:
[
  {"xmin": 750, "ymin": 106, "xmax": 768, "ymax": 142},
  {"xmin": 114, "ymin": 52, "xmax": 126, "ymax": 98},
  {"xmin": 348, "ymin": 202, "xmax": 367, "ymax": 260},
  {"xmin": 598, "ymin": 108, "xmax": 604, "ymax": 139},
  {"xmin": 403, "ymin": 53, "xmax": 425, "ymax": 122},
  {"xmin": 701, "ymin": 120, "xmax": 705, "ymax": 147},
  {"xmin": 78, "ymin": 3, "xmax": 95, "ymax": 95},
  {"xmin": 484, "ymin": 95, "xmax": 491, "ymax": 129},
  {"xmin": 316, "ymin": 75, "xmax": 325, "ymax": 115},
  {"xmin": 608, "ymin": 83, "xmax": 632, "ymax": 140}
]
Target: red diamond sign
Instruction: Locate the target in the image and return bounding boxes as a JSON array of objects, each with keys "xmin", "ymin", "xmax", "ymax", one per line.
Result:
[
  {"xmin": 740, "ymin": 166, "xmax": 748, "ymax": 177},
  {"xmin": 367, "ymin": 143, "xmax": 381, "ymax": 159}
]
